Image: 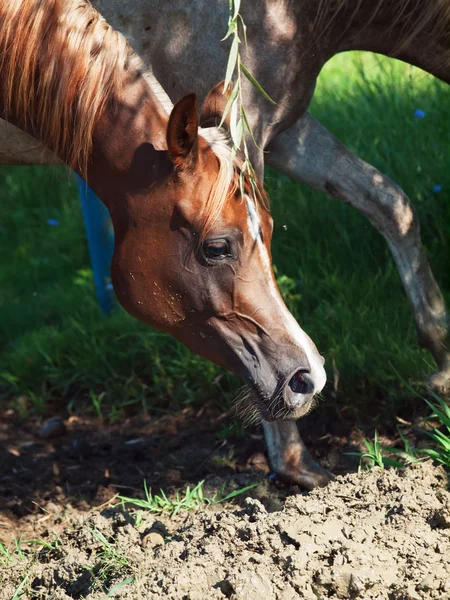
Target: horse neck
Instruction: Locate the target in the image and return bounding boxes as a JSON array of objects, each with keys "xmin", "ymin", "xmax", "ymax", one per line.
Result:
[
  {"xmin": 86, "ymin": 72, "xmax": 171, "ymax": 206},
  {"xmin": 0, "ymin": 0, "xmax": 171, "ymax": 197},
  {"xmin": 321, "ymin": 0, "xmax": 450, "ymax": 82}
]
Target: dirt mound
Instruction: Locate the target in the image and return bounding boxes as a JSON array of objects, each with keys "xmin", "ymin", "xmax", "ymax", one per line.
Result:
[{"xmin": 3, "ymin": 461, "xmax": 450, "ymax": 600}]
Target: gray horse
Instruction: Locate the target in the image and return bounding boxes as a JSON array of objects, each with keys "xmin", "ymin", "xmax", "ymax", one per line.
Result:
[{"xmin": 4, "ymin": 0, "xmax": 449, "ymax": 489}]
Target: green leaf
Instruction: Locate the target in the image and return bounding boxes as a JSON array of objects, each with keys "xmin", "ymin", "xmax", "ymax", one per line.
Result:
[
  {"xmin": 233, "ymin": 0, "xmax": 241, "ymax": 19},
  {"xmin": 221, "ymin": 21, "xmax": 236, "ymax": 41},
  {"xmin": 219, "ymin": 85, "xmax": 238, "ymax": 128},
  {"xmin": 240, "ymin": 62, "xmax": 276, "ymax": 104},
  {"xmin": 224, "ymin": 36, "xmax": 239, "ymax": 90},
  {"xmin": 241, "ymin": 106, "xmax": 260, "ymax": 149}
]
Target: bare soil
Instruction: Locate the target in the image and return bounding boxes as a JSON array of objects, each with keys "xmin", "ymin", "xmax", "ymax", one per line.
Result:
[
  {"xmin": 1, "ymin": 401, "xmax": 449, "ymax": 599},
  {"xmin": 2, "ymin": 462, "xmax": 450, "ymax": 599},
  {"xmin": 0, "ymin": 400, "xmax": 363, "ymax": 544}
]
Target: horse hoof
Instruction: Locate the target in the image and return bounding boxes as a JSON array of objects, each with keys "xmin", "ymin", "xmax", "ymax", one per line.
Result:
[{"xmin": 277, "ymin": 460, "xmax": 335, "ymax": 491}]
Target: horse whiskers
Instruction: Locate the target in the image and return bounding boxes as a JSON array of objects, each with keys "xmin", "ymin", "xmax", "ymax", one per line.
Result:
[
  {"xmin": 233, "ymin": 381, "xmax": 323, "ymax": 425},
  {"xmin": 232, "ymin": 386, "xmax": 262, "ymax": 427}
]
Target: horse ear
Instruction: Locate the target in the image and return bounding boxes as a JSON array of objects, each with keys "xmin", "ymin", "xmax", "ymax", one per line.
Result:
[
  {"xmin": 167, "ymin": 93, "xmax": 199, "ymax": 170},
  {"xmin": 200, "ymin": 81, "xmax": 233, "ymax": 129}
]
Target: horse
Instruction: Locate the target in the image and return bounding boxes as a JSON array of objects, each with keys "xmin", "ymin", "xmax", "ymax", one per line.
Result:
[
  {"xmin": 0, "ymin": 0, "xmax": 330, "ymax": 489},
  {"xmin": 2, "ymin": 0, "xmax": 450, "ymax": 489}
]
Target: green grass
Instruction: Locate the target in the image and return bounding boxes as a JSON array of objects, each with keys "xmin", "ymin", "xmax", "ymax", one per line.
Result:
[
  {"xmin": 87, "ymin": 528, "xmax": 132, "ymax": 583},
  {"xmin": 1, "ymin": 51, "xmax": 449, "ymax": 422},
  {"xmin": 0, "ymin": 540, "xmax": 17, "ymax": 566},
  {"xmin": 421, "ymin": 393, "xmax": 450, "ymax": 468},
  {"xmin": 117, "ymin": 480, "xmax": 258, "ymax": 517},
  {"xmin": 347, "ymin": 428, "xmax": 421, "ymax": 472}
]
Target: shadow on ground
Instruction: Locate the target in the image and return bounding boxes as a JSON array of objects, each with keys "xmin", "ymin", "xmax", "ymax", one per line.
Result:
[{"xmin": 0, "ymin": 394, "xmax": 438, "ymax": 545}]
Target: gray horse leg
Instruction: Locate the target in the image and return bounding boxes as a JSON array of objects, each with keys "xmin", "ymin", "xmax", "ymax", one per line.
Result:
[
  {"xmin": 267, "ymin": 113, "xmax": 450, "ymax": 394},
  {"xmin": 262, "ymin": 421, "xmax": 333, "ymax": 490}
]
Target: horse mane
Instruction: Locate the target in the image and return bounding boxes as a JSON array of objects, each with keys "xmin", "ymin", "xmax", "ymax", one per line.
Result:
[
  {"xmin": 0, "ymin": 0, "xmax": 265, "ymax": 235},
  {"xmin": 0, "ymin": 0, "xmax": 140, "ymax": 176},
  {"xmin": 314, "ymin": 0, "xmax": 450, "ymax": 58}
]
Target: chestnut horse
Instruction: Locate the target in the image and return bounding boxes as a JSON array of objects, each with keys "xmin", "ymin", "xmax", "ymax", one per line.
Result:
[
  {"xmin": 3, "ymin": 0, "xmax": 450, "ymax": 488},
  {"xmin": 0, "ymin": 0, "xmax": 329, "ymax": 487}
]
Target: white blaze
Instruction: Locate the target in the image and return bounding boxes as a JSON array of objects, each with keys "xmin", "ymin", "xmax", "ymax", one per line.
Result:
[{"xmin": 244, "ymin": 195, "xmax": 326, "ymax": 393}]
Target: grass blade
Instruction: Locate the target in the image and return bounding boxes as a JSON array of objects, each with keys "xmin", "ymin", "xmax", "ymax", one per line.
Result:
[
  {"xmin": 218, "ymin": 483, "xmax": 258, "ymax": 502},
  {"xmin": 103, "ymin": 577, "xmax": 135, "ymax": 598},
  {"xmin": 12, "ymin": 575, "xmax": 28, "ymax": 600}
]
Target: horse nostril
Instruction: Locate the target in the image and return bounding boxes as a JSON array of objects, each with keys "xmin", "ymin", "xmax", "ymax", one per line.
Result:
[{"xmin": 288, "ymin": 370, "xmax": 314, "ymax": 395}]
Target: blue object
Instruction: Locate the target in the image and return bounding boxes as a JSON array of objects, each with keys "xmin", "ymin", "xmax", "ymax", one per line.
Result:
[
  {"xmin": 75, "ymin": 174, "xmax": 114, "ymax": 315},
  {"xmin": 47, "ymin": 219, "xmax": 59, "ymax": 226},
  {"xmin": 432, "ymin": 184, "xmax": 442, "ymax": 193},
  {"xmin": 414, "ymin": 109, "xmax": 426, "ymax": 118}
]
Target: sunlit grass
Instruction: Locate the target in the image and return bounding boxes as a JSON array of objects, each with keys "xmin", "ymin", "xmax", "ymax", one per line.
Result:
[
  {"xmin": 421, "ymin": 393, "xmax": 450, "ymax": 468},
  {"xmin": 117, "ymin": 480, "xmax": 258, "ymax": 517}
]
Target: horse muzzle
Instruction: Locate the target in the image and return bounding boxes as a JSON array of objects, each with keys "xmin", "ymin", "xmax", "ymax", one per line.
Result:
[{"xmin": 242, "ymin": 348, "xmax": 326, "ymax": 422}]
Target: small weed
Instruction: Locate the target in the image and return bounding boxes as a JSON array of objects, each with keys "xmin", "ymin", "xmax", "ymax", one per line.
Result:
[
  {"xmin": 90, "ymin": 390, "xmax": 106, "ymax": 421},
  {"xmin": 389, "ymin": 373, "xmax": 450, "ymax": 469},
  {"xmin": 0, "ymin": 541, "xmax": 14, "ymax": 566},
  {"xmin": 421, "ymin": 393, "xmax": 450, "ymax": 468},
  {"xmin": 347, "ymin": 430, "xmax": 419, "ymax": 472},
  {"xmin": 0, "ymin": 536, "xmax": 60, "ymax": 568},
  {"xmin": 347, "ymin": 431, "xmax": 386, "ymax": 471},
  {"xmin": 14, "ymin": 535, "xmax": 26, "ymax": 561},
  {"xmin": 87, "ymin": 528, "xmax": 131, "ymax": 584},
  {"xmin": 213, "ymin": 448, "xmax": 237, "ymax": 469},
  {"xmin": 118, "ymin": 479, "xmax": 258, "ymax": 517},
  {"xmin": 0, "ymin": 540, "xmax": 33, "ymax": 600}
]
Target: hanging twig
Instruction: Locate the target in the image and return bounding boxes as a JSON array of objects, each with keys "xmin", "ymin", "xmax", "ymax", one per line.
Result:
[{"xmin": 221, "ymin": 0, "xmax": 275, "ymax": 202}]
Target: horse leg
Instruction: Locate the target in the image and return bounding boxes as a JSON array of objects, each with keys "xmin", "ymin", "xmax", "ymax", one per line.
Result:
[
  {"xmin": 267, "ymin": 113, "xmax": 450, "ymax": 393},
  {"xmin": 262, "ymin": 421, "xmax": 333, "ymax": 490}
]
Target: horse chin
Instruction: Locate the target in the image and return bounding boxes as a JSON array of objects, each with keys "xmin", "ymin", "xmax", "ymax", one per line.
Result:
[
  {"xmin": 261, "ymin": 401, "xmax": 314, "ymax": 423},
  {"xmin": 233, "ymin": 383, "xmax": 316, "ymax": 425}
]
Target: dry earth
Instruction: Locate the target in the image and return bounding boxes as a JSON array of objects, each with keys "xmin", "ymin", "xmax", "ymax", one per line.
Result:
[{"xmin": 2, "ymin": 462, "xmax": 450, "ymax": 600}]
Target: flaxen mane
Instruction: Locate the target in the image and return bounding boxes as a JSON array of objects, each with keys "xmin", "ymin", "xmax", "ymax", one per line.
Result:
[
  {"xmin": 0, "ymin": 0, "xmax": 265, "ymax": 236},
  {"xmin": 0, "ymin": 0, "xmax": 139, "ymax": 175}
]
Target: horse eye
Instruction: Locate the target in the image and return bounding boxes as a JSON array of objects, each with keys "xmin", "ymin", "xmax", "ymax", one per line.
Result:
[{"xmin": 203, "ymin": 239, "xmax": 231, "ymax": 260}]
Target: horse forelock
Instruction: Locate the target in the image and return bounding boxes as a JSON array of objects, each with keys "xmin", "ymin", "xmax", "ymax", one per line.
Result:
[
  {"xmin": 0, "ymin": 0, "xmax": 143, "ymax": 176},
  {"xmin": 198, "ymin": 126, "xmax": 269, "ymax": 241},
  {"xmin": 198, "ymin": 126, "xmax": 236, "ymax": 240}
]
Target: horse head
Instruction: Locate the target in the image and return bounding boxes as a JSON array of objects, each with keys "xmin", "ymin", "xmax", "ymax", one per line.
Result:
[{"xmin": 106, "ymin": 82, "xmax": 326, "ymax": 421}]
